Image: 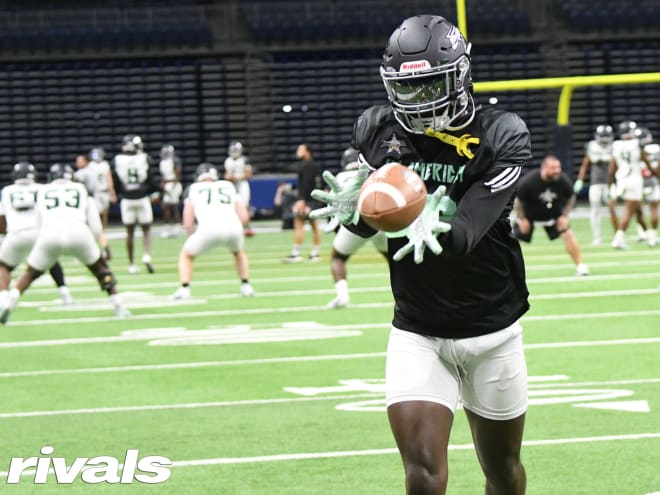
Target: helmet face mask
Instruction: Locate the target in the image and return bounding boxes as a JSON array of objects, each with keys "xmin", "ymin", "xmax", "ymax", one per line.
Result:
[
  {"xmin": 122, "ymin": 135, "xmax": 143, "ymax": 153},
  {"xmin": 228, "ymin": 141, "xmax": 243, "ymax": 159},
  {"xmin": 594, "ymin": 125, "xmax": 613, "ymax": 145},
  {"xmin": 12, "ymin": 162, "xmax": 37, "ymax": 183},
  {"xmin": 161, "ymin": 144, "xmax": 175, "ymax": 160},
  {"xmin": 634, "ymin": 127, "xmax": 653, "ymax": 146},
  {"xmin": 381, "ymin": 15, "xmax": 474, "ymax": 134},
  {"xmin": 617, "ymin": 120, "xmax": 638, "ymax": 139}
]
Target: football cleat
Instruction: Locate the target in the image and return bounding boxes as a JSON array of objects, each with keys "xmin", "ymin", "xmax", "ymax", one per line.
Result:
[
  {"xmin": 114, "ymin": 306, "xmax": 132, "ymax": 319},
  {"xmin": 128, "ymin": 265, "xmax": 139, "ymax": 274},
  {"xmin": 326, "ymin": 296, "xmax": 349, "ymax": 309},
  {"xmin": 575, "ymin": 264, "xmax": 590, "ymax": 277},
  {"xmin": 281, "ymin": 254, "xmax": 302, "ymax": 263},
  {"xmin": 240, "ymin": 283, "xmax": 256, "ymax": 297},
  {"xmin": 170, "ymin": 286, "xmax": 191, "ymax": 300},
  {"xmin": 142, "ymin": 254, "xmax": 155, "ymax": 274}
]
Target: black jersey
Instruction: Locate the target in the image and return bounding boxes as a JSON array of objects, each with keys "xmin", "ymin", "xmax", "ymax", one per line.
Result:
[
  {"xmin": 297, "ymin": 159, "xmax": 322, "ymax": 203},
  {"xmin": 516, "ymin": 170, "xmax": 574, "ymax": 221},
  {"xmin": 350, "ymin": 104, "xmax": 532, "ymax": 339}
]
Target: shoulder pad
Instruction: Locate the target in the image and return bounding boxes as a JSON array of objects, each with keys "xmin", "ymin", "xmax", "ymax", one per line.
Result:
[
  {"xmin": 351, "ymin": 105, "xmax": 393, "ymax": 150},
  {"xmin": 479, "ymin": 108, "xmax": 532, "ymax": 167}
]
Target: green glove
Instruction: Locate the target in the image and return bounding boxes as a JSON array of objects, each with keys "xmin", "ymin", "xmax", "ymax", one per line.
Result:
[
  {"xmin": 310, "ymin": 162, "xmax": 370, "ymax": 226},
  {"xmin": 391, "ymin": 185, "xmax": 452, "ymax": 264},
  {"xmin": 573, "ymin": 179, "xmax": 584, "ymax": 194}
]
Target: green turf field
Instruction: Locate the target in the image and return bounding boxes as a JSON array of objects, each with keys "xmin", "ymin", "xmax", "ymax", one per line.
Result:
[{"xmin": 0, "ymin": 215, "xmax": 658, "ymax": 494}]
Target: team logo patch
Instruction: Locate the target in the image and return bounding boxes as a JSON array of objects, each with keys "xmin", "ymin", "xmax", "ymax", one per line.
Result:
[
  {"xmin": 446, "ymin": 26, "xmax": 461, "ymax": 49},
  {"xmin": 381, "ymin": 133, "xmax": 406, "ymax": 156}
]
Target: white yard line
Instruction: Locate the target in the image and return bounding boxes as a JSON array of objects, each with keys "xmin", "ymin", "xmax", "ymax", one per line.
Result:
[
  {"xmin": 24, "ymin": 269, "xmax": 660, "ymax": 296},
  {"xmin": 0, "ymin": 335, "xmax": 658, "ymax": 373},
  {"xmin": 0, "ymin": 432, "xmax": 657, "ymax": 478},
  {"xmin": 0, "ymin": 393, "xmax": 384, "ymax": 419},
  {"xmin": 5, "ymin": 303, "xmax": 660, "ymax": 328},
  {"xmin": 170, "ymin": 432, "xmax": 660, "ymax": 466}
]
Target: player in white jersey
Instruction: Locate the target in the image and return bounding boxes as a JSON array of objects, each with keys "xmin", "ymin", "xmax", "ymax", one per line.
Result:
[
  {"xmin": 0, "ymin": 162, "xmax": 73, "ymax": 307},
  {"xmin": 326, "ymin": 147, "xmax": 388, "ymax": 308},
  {"xmin": 609, "ymin": 121, "xmax": 657, "ymax": 249},
  {"xmin": 75, "ymin": 154, "xmax": 112, "ymax": 260},
  {"xmin": 114, "ymin": 134, "xmax": 157, "ymax": 274},
  {"xmin": 170, "ymin": 163, "xmax": 255, "ymax": 300},
  {"xmin": 224, "ymin": 141, "xmax": 255, "ymax": 236},
  {"xmin": 0, "ymin": 164, "xmax": 130, "ymax": 324},
  {"xmin": 89, "ymin": 147, "xmax": 117, "ymax": 228},
  {"xmin": 159, "ymin": 144, "xmax": 183, "ymax": 238},
  {"xmin": 637, "ymin": 128, "xmax": 660, "ymax": 246},
  {"xmin": 575, "ymin": 125, "xmax": 618, "ymax": 245}
]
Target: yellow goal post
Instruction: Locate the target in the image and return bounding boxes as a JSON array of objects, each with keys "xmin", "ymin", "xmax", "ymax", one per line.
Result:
[{"xmin": 472, "ymin": 72, "xmax": 660, "ymax": 176}]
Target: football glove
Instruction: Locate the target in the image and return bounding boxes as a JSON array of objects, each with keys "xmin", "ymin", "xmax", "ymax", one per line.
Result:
[
  {"xmin": 310, "ymin": 162, "xmax": 370, "ymax": 226},
  {"xmin": 573, "ymin": 179, "xmax": 584, "ymax": 194},
  {"xmin": 391, "ymin": 185, "xmax": 452, "ymax": 264}
]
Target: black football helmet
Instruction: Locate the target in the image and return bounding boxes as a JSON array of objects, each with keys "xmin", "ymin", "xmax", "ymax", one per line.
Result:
[
  {"xmin": 160, "ymin": 144, "xmax": 175, "ymax": 160},
  {"xmin": 594, "ymin": 125, "xmax": 613, "ymax": 145},
  {"xmin": 11, "ymin": 162, "xmax": 37, "ymax": 182},
  {"xmin": 634, "ymin": 127, "xmax": 653, "ymax": 146},
  {"xmin": 121, "ymin": 134, "xmax": 144, "ymax": 153},
  {"xmin": 48, "ymin": 163, "xmax": 74, "ymax": 182},
  {"xmin": 228, "ymin": 141, "xmax": 244, "ymax": 159},
  {"xmin": 380, "ymin": 15, "xmax": 474, "ymax": 133},
  {"xmin": 617, "ymin": 120, "xmax": 638, "ymax": 139},
  {"xmin": 195, "ymin": 162, "xmax": 218, "ymax": 181},
  {"xmin": 340, "ymin": 146, "xmax": 360, "ymax": 170}
]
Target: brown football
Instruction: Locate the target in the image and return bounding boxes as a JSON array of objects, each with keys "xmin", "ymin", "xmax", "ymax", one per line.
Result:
[{"xmin": 357, "ymin": 163, "xmax": 427, "ymax": 232}]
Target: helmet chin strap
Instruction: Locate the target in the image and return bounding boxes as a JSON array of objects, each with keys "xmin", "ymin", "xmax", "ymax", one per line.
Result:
[{"xmin": 424, "ymin": 128, "xmax": 480, "ymax": 159}]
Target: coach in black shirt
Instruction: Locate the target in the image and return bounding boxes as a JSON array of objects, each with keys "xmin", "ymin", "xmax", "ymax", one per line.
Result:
[
  {"xmin": 281, "ymin": 143, "xmax": 323, "ymax": 262},
  {"xmin": 514, "ymin": 154, "xmax": 590, "ymax": 276}
]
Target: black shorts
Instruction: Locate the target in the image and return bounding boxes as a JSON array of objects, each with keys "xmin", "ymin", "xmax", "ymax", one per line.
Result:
[{"xmin": 514, "ymin": 221, "xmax": 567, "ymax": 242}]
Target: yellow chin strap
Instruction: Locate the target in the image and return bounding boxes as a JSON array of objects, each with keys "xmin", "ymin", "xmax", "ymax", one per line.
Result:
[{"xmin": 424, "ymin": 128, "xmax": 480, "ymax": 159}]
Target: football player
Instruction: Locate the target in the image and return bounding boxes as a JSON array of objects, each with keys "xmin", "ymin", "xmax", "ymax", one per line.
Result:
[
  {"xmin": 609, "ymin": 121, "xmax": 657, "ymax": 249},
  {"xmin": 326, "ymin": 147, "xmax": 388, "ymax": 309},
  {"xmin": 88, "ymin": 147, "xmax": 117, "ymax": 229},
  {"xmin": 636, "ymin": 127, "xmax": 659, "ymax": 246},
  {"xmin": 75, "ymin": 154, "xmax": 112, "ymax": 260},
  {"xmin": 113, "ymin": 134, "xmax": 158, "ymax": 273},
  {"xmin": 0, "ymin": 162, "xmax": 73, "ymax": 307},
  {"xmin": 170, "ymin": 163, "xmax": 255, "ymax": 300},
  {"xmin": 224, "ymin": 141, "xmax": 255, "ymax": 236},
  {"xmin": 574, "ymin": 125, "xmax": 617, "ymax": 245},
  {"xmin": 310, "ymin": 16, "xmax": 530, "ymax": 494},
  {"xmin": 0, "ymin": 164, "xmax": 130, "ymax": 324},
  {"xmin": 159, "ymin": 144, "xmax": 183, "ymax": 238}
]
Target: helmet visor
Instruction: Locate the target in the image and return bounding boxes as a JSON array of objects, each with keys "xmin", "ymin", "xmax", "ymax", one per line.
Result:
[{"xmin": 387, "ymin": 71, "xmax": 456, "ymax": 106}]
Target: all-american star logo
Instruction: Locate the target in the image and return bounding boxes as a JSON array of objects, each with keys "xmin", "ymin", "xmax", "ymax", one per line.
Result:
[{"xmin": 381, "ymin": 133, "xmax": 406, "ymax": 156}]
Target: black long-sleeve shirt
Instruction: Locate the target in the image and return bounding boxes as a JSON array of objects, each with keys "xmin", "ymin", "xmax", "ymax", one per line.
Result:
[{"xmin": 350, "ymin": 104, "xmax": 532, "ymax": 339}]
